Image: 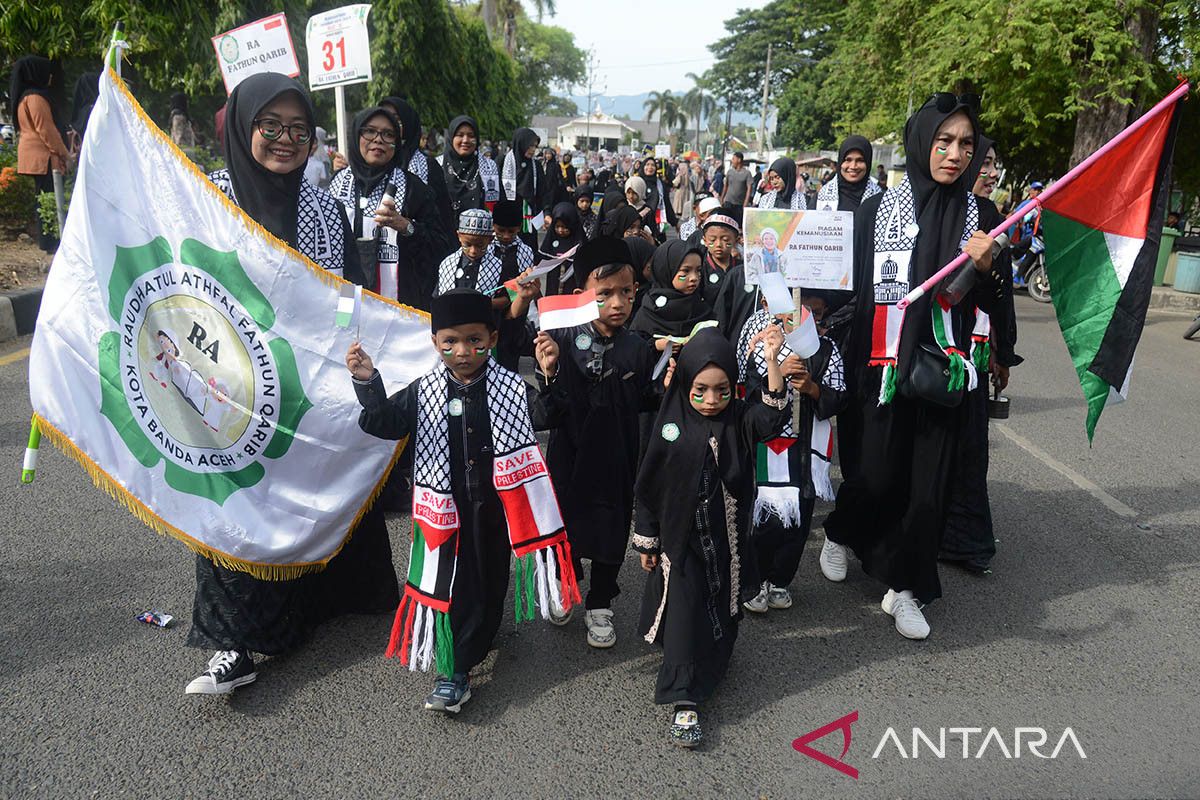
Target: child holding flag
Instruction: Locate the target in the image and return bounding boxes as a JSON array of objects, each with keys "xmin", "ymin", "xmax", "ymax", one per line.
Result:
[
  {"xmin": 736, "ymin": 293, "xmax": 847, "ymax": 613},
  {"xmin": 346, "ymin": 289, "xmax": 579, "ymax": 713},
  {"xmin": 522, "ymin": 237, "xmax": 659, "ymax": 648}
]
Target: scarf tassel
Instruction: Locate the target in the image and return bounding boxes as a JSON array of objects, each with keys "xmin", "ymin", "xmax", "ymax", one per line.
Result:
[
  {"xmin": 947, "ymin": 351, "xmax": 966, "ymax": 392},
  {"xmin": 972, "ymin": 340, "xmax": 991, "ymax": 375},
  {"xmin": 513, "ymin": 540, "xmax": 582, "ymax": 623},
  {"xmin": 385, "ymin": 593, "xmax": 455, "ymax": 677},
  {"xmin": 876, "ymin": 362, "xmax": 897, "ymax": 406}
]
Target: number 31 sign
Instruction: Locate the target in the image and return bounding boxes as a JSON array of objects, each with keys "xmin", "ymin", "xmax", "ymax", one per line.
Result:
[{"xmin": 306, "ymin": 4, "xmax": 373, "ymax": 89}]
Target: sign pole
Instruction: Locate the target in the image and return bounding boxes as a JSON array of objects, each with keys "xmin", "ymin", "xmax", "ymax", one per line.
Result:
[{"xmin": 335, "ymin": 84, "xmax": 348, "ymax": 161}]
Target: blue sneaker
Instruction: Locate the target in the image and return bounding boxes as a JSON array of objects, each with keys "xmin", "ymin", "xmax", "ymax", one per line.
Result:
[{"xmin": 424, "ymin": 673, "xmax": 471, "ymax": 713}]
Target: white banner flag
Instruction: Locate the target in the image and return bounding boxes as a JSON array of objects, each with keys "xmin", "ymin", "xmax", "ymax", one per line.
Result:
[{"xmin": 29, "ymin": 69, "xmax": 435, "ymax": 578}]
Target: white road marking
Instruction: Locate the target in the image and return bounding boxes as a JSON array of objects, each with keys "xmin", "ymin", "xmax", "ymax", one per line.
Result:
[{"xmin": 995, "ymin": 423, "xmax": 1138, "ymax": 519}]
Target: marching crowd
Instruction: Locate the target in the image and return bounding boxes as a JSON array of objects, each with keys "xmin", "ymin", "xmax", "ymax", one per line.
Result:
[{"xmin": 10, "ymin": 60, "xmax": 1020, "ymax": 749}]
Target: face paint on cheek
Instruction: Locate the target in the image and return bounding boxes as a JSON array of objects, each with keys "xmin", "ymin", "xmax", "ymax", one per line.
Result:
[
  {"xmin": 936, "ymin": 147, "xmax": 948, "ymax": 155},
  {"xmin": 596, "ymin": 299, "xmax": 606, "ymax": 308},
  {"xmin": 691, "ymin": 393, "xmax": 705, "ymax": 405},
  {"xmin": 719, "ymin": 391, "xmax": 731, "ymax": 401},
  {"xmin": 441, "ymin": 348, "xmax": 454, "ymax": 358},
  {"xmin": 473, "ymin": 347, "xmax": 488, "ymax": 355}
]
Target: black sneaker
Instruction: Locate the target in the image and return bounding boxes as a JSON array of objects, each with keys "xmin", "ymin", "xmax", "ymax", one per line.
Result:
[
  {"xmin": 670, "ymin": 706, "xmax": 703, "ymax": 748},
  {"xmin": 423, "ymin": 673, "xmax": 471, "ymax": 713},
  {"xmin": 184, "ymin": 650, "xmax": 257, "ymax": 695}
]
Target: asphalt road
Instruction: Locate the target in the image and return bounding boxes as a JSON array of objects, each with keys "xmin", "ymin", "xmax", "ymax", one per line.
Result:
[{"xmin": 2, "ymin": 296, "xmax": 1198, "ymax": 799}]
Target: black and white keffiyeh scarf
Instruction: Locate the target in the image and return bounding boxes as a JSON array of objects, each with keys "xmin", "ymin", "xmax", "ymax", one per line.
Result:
[
  {"xmin": 813, "ymin": 176, "xmax": 883, "ymax": 212},
  {"xmin": 386, "ymin": 360, "xmax": 581, "ymax": 673},
  {"xmin": 209, "ymin": 168, "xmax": 345, "ymax": 274},
  {"xmin": 435, "ymin": 248, "xmax": 504, "ymax": 296}
]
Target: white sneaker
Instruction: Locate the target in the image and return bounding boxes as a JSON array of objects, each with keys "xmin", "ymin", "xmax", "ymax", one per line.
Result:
[
  {"xmin": 585, "ymin": 608, "xmax": 616, "ymax": 648},
  {"xmin": 766, "ymin": 583, "xmax": 793, "ymax": 610},
  {"xmin": 548, "ymin": 598, "xmax": 575, "ymax": 627},
  {"xmin": 819, "ymin": 538, "xmax": 848, "ymax": 582},
  {"xmin": 882, "ymin": 589, "xmax": 930, "ymax": 640},
  {"xmin": 743, "ymin": 583, "xmax": 769, "ymax": 613}
]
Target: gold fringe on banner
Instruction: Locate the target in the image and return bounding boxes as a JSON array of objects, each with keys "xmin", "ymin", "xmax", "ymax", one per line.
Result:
[{"xmin": 33, "ymin": 413, "xmax": 407, "ymax": 581}]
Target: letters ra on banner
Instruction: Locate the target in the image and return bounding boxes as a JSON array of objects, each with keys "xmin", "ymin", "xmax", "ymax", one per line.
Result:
[
  {"xmin": 742, "ymin": 207, "xmax": 855, "ymax": 292},
  {"xmin": 306, "ymin": 4, "xmax": 374, "ymax": 90},
  {"xmin": 212, "ymin": 13, "xmax": 301, "ymax": 96}
]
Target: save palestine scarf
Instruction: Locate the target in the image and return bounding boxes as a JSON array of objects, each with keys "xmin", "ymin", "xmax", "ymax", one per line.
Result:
[{"xmin": 386, "ymin": 360, "xmax": 581, "ymax": 674}]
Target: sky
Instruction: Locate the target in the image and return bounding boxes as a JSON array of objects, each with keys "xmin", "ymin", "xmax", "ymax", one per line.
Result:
[{"xmin": 533, "ymin": 0, "xmax": 773, "ymax": 96}]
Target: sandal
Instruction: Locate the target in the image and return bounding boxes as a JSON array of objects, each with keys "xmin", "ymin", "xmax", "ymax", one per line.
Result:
[{"xmin": 669, "ymin": 707, "xmax": 703, "ymax": 748}]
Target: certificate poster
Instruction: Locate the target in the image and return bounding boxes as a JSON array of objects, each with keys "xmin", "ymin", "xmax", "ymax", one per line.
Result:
[
  {"xmin": 211, "ymin": 14, "xmax": 301, "ymax": 95},
  {"xmin": 742, "ymin": 207, "xmax": 854, "ymax": 290}
]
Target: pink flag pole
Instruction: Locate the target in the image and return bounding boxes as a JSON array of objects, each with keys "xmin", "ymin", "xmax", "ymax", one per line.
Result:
[{"xmin": 897, "ymin": 80, "xmax": 1191, "ymax": 310}]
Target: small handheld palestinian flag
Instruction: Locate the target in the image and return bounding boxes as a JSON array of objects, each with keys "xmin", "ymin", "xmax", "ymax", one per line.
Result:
[
  {"xmin": 335, "ymin": 283, "xmax": 362, "ymax": 335},
  {"xmin": 538, "ymin": 289, "xmax": 599, "ymax": 331}
]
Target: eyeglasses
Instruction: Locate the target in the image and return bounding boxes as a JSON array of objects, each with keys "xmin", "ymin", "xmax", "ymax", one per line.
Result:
[
  {"xmin": 928, "ymin": 92, "xmax": 981, "ymax": 113},
  {"xmin": 253, "ymin": 118, "xmax": 313, "ymax": 145},
  {"xmin": 359, "ymin": 126, "xmax": 397, "ymax": 144}
]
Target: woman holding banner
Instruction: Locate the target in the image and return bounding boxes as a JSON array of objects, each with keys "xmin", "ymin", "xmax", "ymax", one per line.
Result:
[
  {"xmin": 187, "ymin": 73, "xmax": 399, "ymax": 696},
  {"xmin": 817, "ymin": 94, "xmax": 1005, "ymax": 641}
]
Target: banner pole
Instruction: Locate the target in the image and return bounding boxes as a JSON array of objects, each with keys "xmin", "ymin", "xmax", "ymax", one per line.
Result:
[
  {"xmin": 335, "ymin": 85, "xmax": 347, "ymax": 164},
  {"xmin": 20, "ymin": 419, "xmax": 41, "ymax": 484},
  {"xmin": 898, "ymin": 81, "xmax": 1191, "ymax": 310},
  {"xmin": 107, "ymin": 21, "xmax": 126, "ymax": 77}
]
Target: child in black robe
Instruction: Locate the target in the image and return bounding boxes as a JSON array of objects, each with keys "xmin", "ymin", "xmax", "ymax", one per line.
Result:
[
  {"xmin": 347, "ymin": 289, "xmax": 576, "ymax": 714},
  {"xmin": 735, "ymin": 295, "xmax": 847, "ymax": 614},
  {"xmin": 632, "ymin": 327, "xmax": 789, "ymax": 748},
  {"xmin": 529, "ymin": 237, "xmax": 658, "ymax": 649}
]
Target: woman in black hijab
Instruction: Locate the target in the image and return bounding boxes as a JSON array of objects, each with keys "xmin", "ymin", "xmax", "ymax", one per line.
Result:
[
  {"xmin": 632, "ymin": 326, "xmax": 788, "ymax": 747},
  {"xmin": 501, "ymin": 127, "xmax": 547, "ymax": 250},
  {"xmin": 820, "ymin": 94, "xmax": 1004, "ymax": 642},
  {"xmin": 812, "ymin": 134, "xmax": 882, "ymax": 212},
  {"xmin": 756, "ymin": 156, "xmax": 803, "ymax": 209},
  {"xmin": 187, "ymin": 74, "xmax": 396, "ymax": 696},
  {"xmin": 10, "ymin": 56, "xmax": 69, "ymax": 251},
  {"xmin": 439, "ymin": 114, "xmax": 501, "ymax": 231},
  {"xmin": 380, "ymin": 95, "xmax": 453, "ymax": 230},
  {"xmin": 640, "ymin": 157, "xmax": 677, "ymax": 242},
  {"xmin": 328, "ymin": 105, "xmax": 449, "ymax": 308}
]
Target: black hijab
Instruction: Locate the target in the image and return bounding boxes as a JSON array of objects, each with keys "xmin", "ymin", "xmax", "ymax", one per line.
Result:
[
  {"xmin": 768, "ymin": 157, "xmax": 798, "ymax": 207},
  {"xmin": 381, "ymin": 95, "xmax": 421, "ymax": 168},
  {"xmin": 511, "ymin": 127, "xmax": 540, "ymax": 201},
  {"xmin": 836, "ymin": 135, "xmax": 874, "ymax": 211},
  {"xmin": 967, "ymin": 133, "xmax": 995, "ymax": 189},
  {"xmin": 348, "ymin": 106, "xmax": 400, "ymax": 194},
  {"xmin": 630, "ymin": 239, "xmax": 710, "ymax": 337},
  {"xmin": 641, "ymin": 158, "xmax": 662, "ymax": 209},
  {"xmin": 9, "ymin": 56, "xmax": 60, "ymax": 130},
  {"xmin": 170, "ymin": 92, "xmax": 189, "ymax": 116},
  {"xmin": 603, "ymin": 205, "xmax": 641, "ymax": 238},
  {"xmin": 223, "ymin": 72, "xmax": 315, "ymax": 245},
  {"xmin": 634, "ymin": 327, "xmax": 746, "ymax": 560},
  {"xmin": 894, "ymin": 96, "xmax": 980, "ymax": 371},
  {"xmin": 70, "ymin": 71, "xmax": 100, "ymax": 134},
  {"xmin": 543, "ymin": 201, "xmax": 581, "ymax": 256},
  {"xmin": 443, "ymin": 115, "xmax": 482, "ymax": 209}
]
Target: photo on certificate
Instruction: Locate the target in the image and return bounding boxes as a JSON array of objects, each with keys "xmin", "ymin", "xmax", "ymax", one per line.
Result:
[{"xmin": 742, "ymin": 207, "xmax": 855, "ymax": 291}]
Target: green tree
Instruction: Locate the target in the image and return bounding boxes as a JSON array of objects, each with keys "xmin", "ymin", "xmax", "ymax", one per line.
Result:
[
  {"xmin": 643, "ymin": 89, "xmax": 682, "ymax": 141},
  {"xmin": 512, "ymin": 15, "xmax": 586, "ymax": 117}
]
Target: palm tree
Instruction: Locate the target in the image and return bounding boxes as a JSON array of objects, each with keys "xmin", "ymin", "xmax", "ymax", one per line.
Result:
[
  {"xmin": 643, "ymin": 90, "xmax": 671, "ymax": 141},
  {"xmin": 682, "ymin": 73, "xmax": 717, "ymax": 153}
]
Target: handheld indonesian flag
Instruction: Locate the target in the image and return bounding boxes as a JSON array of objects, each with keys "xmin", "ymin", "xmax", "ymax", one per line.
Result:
[
  {"xmin": 27, "ymin": 67, "xmax": 436, "ymax": 579},
  {"xmin": 537, "ymin": 289, "xmax": 600, "ymax": 331},
  {"xmin": 1039, "ymin": 86, "xmax": 1185, "ymax": 441}
]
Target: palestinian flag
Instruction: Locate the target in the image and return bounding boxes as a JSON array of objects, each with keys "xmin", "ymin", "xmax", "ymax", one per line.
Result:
[{"xmin": 1040, "ymin": 94, "xmax": 1182, "ymax": 441}]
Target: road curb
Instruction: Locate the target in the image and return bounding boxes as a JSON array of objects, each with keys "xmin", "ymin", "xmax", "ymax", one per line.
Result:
[
  {"xmin": 0, "ymin": 286, "xmax": 43, "ymax": 343},
  {"xmin": 1149, "ymin": 286, "xmax": 1200, "ymax": 312}
]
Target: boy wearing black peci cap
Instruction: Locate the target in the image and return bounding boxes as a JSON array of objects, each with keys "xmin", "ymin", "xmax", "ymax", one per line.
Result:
[{"xmin": 347, "ymin": 288, "xmax": 579, "ymax": 713}]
